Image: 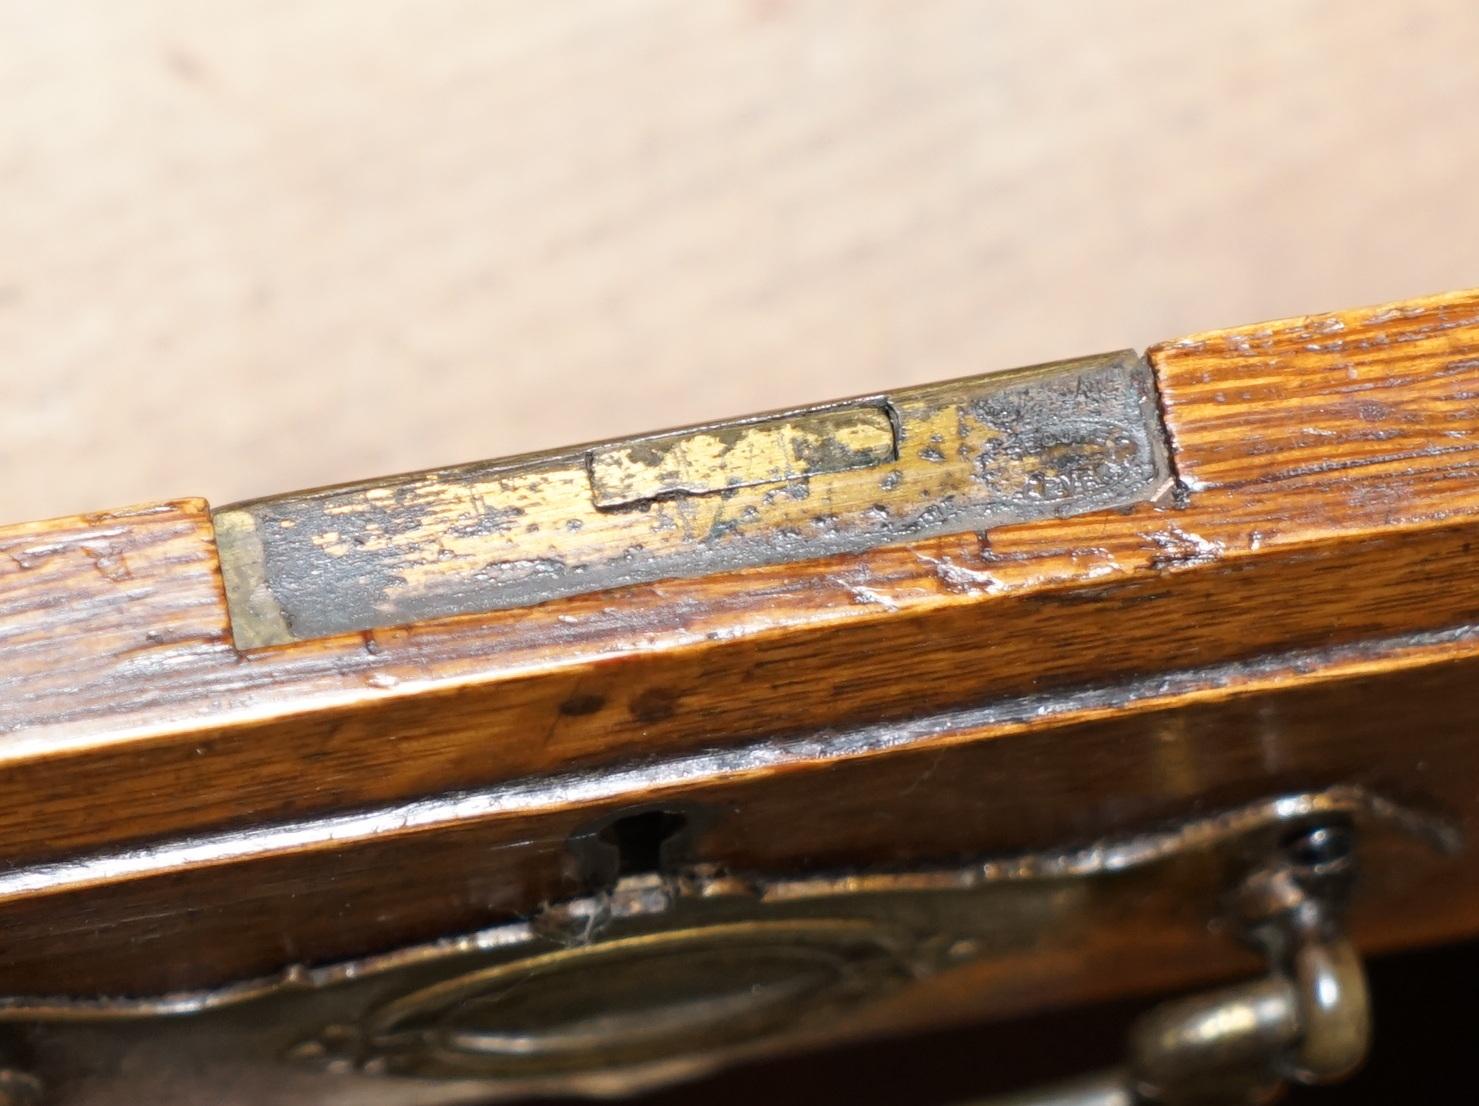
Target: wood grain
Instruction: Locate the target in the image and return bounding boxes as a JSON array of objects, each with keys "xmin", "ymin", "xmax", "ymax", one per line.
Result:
[
  {"xmin": 1, "ymin": 290, "xmax": 1477, "ymax": 858},
  {"xmin": 0, "ymin": 289, "xmax": 1476, "ymax": 1013},
  {"xmin": 0, "ymin": 626, "xmax": 1471, "ymax": 999},
  {"xmin": 1156, "ymin": 294, "xmax": 1479, "ymax": 495},
  {"xmin": 0, "ymin": 499, "xmax": 229, "ymax": 731}
]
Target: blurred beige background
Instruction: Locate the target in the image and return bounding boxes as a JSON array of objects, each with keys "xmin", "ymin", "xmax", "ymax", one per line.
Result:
[{"xmin": 2, "ymin": 0, "xmax": 1477, "ymax": 524}]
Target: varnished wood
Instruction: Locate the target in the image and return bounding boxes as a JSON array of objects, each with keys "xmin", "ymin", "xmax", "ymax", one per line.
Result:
[{"xmin": 0, "ymin": 290, "xmax": 1476, "ymax": 1039}]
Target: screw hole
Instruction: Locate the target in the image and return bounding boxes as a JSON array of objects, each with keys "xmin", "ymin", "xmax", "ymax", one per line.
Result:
[{"xmin": 1280, "ymin": 822, "xmax": 1354, "ymax": 874}]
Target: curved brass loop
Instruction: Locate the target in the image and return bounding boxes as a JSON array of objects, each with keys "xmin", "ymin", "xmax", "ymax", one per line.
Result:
[
  {"xmin": 955, "ymin": 821, "xmax": 1375, "ymax": 1106},
  {"xmin": 1285, "ymin": 937, "xmax": 1370, "ymax": 1084}
]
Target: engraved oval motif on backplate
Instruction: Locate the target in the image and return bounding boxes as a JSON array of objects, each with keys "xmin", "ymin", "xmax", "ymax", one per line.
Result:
[
  {"xmin": 437, "ymin": 945, "xmax": 847, "ymax": 1059},
  {"xmin": 296, "ymin": 920, "xmax": 913, "ymax": 1080}
]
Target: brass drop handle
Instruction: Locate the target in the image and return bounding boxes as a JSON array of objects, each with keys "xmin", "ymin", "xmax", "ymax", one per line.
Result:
[{"xmin": 962, "ymin": 823, "xmax": 1372, "ymax": 1106}]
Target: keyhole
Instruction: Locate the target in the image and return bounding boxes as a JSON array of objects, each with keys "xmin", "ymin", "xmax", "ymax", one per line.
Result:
[{"xmin": 597, "ymin": 809, "xmax": 690, "ymax": 877}]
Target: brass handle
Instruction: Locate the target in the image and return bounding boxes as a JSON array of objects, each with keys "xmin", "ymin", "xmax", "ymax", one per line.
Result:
[
  {"xmin": 964, "ymin": 936, "xmax": 1368, "ymax": 1106},
  {"xmin": 961, "ymin": 822, "xmax": 1372, "ymax": 1106}
]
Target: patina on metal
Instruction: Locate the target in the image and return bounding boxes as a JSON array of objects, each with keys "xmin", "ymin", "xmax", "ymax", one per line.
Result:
[
  {"xmin": 215, "ymin": 351, "xmax": 1174, "ymax": 647},
  {"xmin": 965, "ymin": 820, "xmax": 1374, "ymax": 1106},
  {"xmin": 588, "ymin": 402, "xmax": 898, "ymax": 507},
  {"xmin": 0, "ymin": 788, "xmax": 1450, "ymax": 1105}
]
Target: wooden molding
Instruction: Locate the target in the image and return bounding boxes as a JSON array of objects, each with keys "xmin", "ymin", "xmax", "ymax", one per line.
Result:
[{"xmin": 0, "ymin": 289, "xmax": 1476, "ymax": 1021}]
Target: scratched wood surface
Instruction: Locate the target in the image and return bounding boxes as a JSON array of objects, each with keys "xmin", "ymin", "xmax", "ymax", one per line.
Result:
[
  {"xmin": 0, "ymin": 289, "xmax": 1477, "ymax": 1006},
  {"xmin": 5, "ymin": 1, "xmax": 1479, "ymax": 527}
]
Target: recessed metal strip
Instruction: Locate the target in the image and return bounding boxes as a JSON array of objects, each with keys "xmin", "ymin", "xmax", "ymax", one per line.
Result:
[{"xmin": 215, "ymin": 351, "xmax": 1174, "ymax": 648}]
